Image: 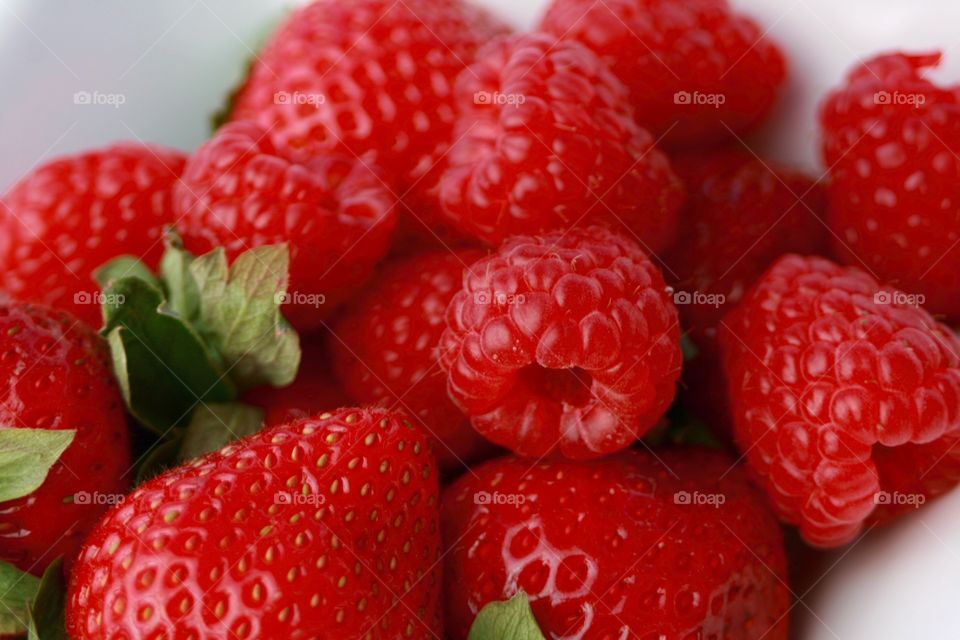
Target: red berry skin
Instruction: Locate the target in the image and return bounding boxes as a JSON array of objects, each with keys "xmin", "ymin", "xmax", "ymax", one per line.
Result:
[
  {"xmin": 439, "ymin": 226, "xmax": 682, "ymax": 460},
  {"xmin": 0, "ymin": 302, "xmax": 131, "ymax": 576},
  {"xmin": 821, "ymin": 51, "xmax": 960, "ymax": 321},
  {"xmin": 330, "ymin": 249, "xmax": 494, "ymax": 472},
  {"xmin": 720, "ymin": 255, "xmax": 960, "ymax": 547},
  {"xmin": 442, "ymin": 448, "xmax": 790, "ymax": 640},
  {"xmin": 175, "ymin": 121, "xmax": 397, "ymax": 331},
  {"xmin": 664, "ymin": 149, "xmax": 827, "ymax": 436},
  {"xmin": 243, "ymin": 334, "xmax": 351, "ymax": 429},
  {"xmin": 435, "ymin": 33, "xmax": 684, "ymax": 250},
  {"xmin": 229, "ymin": 0, "xmax": 509, "ymax": 229},
  {"xmin": 540, "ymin": 0, "xmax": 786, "ymax": 148},
  {"xmin": 0, "ymin": 144, "xmax": 186, "ymax": 328},
  {"xmin": 66, "ymin": 408, "xmax": 441, "ymax": 640}
]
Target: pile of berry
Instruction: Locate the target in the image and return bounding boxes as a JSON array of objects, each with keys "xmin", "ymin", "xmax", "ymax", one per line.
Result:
[{"xmin": 1, "ymin": 0, "xmax": 959, "ymax": 638}]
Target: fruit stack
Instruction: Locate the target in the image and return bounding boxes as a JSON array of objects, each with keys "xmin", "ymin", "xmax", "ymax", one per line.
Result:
[{"xmin": 1, "ymin": 0, "xmax": 959, "ymax": 638}]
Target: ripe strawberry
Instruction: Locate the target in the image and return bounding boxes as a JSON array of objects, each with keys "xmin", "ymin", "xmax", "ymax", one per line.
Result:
[
  {"xmin": 821, "ymin": 51, "xmax": 960, "ymax": 320},
  {"xmin": 540, "ymin": 0, "xmax": 786, "ymax": 147},
  {"xmin": 435, "ymin": 33, "xmax": 684, "ymax": 249},
  {"xmin": 0, "ymin": 302, "xmax": 131, "ymax": 575},
  {"xmin": 664, "ymin": 149, "xmax": 827, "ymax": 435},
  {"xmin": 442, "ymin": 448, "xmax": 790, "ymax": 639},
  {"xmin": 721, "ymin": 254, "xmax": 960, "ymax": 547},
  {"xmin": 229, "ymin": 0, "xmax": 509, "ymax": 233},
  {"xmin": 66, "ymin": 408, "xmax": 441, "ymax": 639},
  {"xmin": 330, "ymin": 249, "xmax": 493, "ymax": 472},
  {"xmin": 0, "ymin": 143, "xmax": 186, "ymax": 327},
  {"xmin": 175, "ymin": 121, "xmax": 397, "ymax": 330},
  {"xmin": 439, "ymin": 226, "xmax": 682, "ymax": 460},
  {"xmin": 243, "ymin": 334, "xmax": 350, "ymax": 429}
]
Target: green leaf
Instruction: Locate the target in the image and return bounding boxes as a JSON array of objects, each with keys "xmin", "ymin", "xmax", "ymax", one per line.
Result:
[
  {"xmin": 159, "ymin": 230, "xmax": 200, "ymax": 323},
  {"xmin": 190, "ymin": 245, "xmax": 300, "ymax": 390},
  {"xmin": 680, "ymin": 335, "xmax": 700, "ymax": 362},
  {"xmin": 0, "ymin": 429, "xmax": 75, "ymax": 503},
  {"xmin": 134, "ymin": 436, "xmax": 184, "ymax": 485},
  {"xmin": 0, "ymin": 560, "xmax": 40, "ymax": 635},
  {"xmin": 27, "ymin": 558, "xmax": 67, "ymax": 640},
  {"xmin": 468, "ymin": 592, "xmax": 545, "ymax": 640},
  {"xmin": 179, "ymin": 403, "xmax": 264, "ymax": 461},
  {"xmin": 100, "ymin": 277, "xmax": 235, "ymax": 432},
  {"xmin": 94, "ymin": 255, "xmax": 161, "ymax": 291}
]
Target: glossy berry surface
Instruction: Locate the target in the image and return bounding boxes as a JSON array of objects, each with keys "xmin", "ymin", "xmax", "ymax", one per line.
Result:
[
  {"xmin": 330, "ymin": 249, "xmax": 493, "ymax": 472},
  {"xmin": 442, "ymin": 448, "xmax": 790, "ymax": 640},
  {"xmin": 175, "ymin": 121, "xmax": 397, "ymax": 331},
  {"xmin": 229, "ymin": 0, "xmax": 508, "ymax": 231},
  {"xmin": 0, "ymin": 302, "xmax": 131, "ymax": 576},
  {"xmin": 436, "ymin": 33, "xmax": 684, "ymax": 250},
  {"xmin": 540, "ymin": 0, "xmax": 786, "ymax": 148},
  {"xmin": 721, "ymin": 255, "xmax": 960, "ymax": 547},
  {"xmin": 439, "ymin": 226, "xmax": 682, "ymax": 459},
  {"xmin": 821, "ymin": 51, "xmax": 960, "ymax": 320},
  {"xmin": 0, "ymin": 143, "xmax": 186, "ymax": 327},
  {"xmin": 66, "ymin": 408, "xmax": 441, "ymax": 640}
]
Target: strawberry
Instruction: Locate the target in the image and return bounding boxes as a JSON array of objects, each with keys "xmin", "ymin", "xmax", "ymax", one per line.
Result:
[
  {"xmin": 0, "ymin": 143, "xmax": 186, "ymax": 328},
  {"xmin": 442, "ymin": 448, "xmax": 789, "ymax": 639},
  {"xmin": 66, "ymin": 408, "xmax": 441, "ymax": 639},
  {"xmin": 0, "ymin": 302, "xmax": 131, "ymax": 577}
]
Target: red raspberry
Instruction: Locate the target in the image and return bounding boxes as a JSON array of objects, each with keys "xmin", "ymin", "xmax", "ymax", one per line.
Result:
[
  {"xmin": 0, "ymin": 144, "xmax": 186, "ymax": 327},
  {"xmin": 229, "ymin": 0, "xmax": 508, "ymax": 231},
  {"xmin": 540, "ymin": 0, "xmax": 786, "ymax": 147},
  {"xmin": 821, "ymin": 52, "xmax": 960, "ymax": 320},
  {"xmin": 442, "ymin": 448, "xmax": 790, "ymax": 640},
  {"xmin": 664, "ymin": 149, "xmax": 827, "ymax": 435},
  {"xmin": 721, "ymin": 254, "xmax": 960, "ymax": 547},
  {"xmin": 175, "ymin": 121, "xmax": 396, "ymax": 331},
  {"xmin": 439, "ymin": 226, "xmax": 682, "ymax": 459},
  {"xmin": 330, "ymin": 249, "xmax": 494, "ymax": 472},
  {"xmin": 435, "ymin": 33, "xmax": 684, "ymax": 250}
]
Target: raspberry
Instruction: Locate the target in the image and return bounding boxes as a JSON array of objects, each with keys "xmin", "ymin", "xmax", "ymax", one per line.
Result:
[
  {"xmin": 330, "ymin": 249, "xmax": 494, "ymax": 471},
  {"xmin": 540, "ymin": 0, "xmax": 786, "ymax": 147},
  {"xmin": 720, "ymin": 254, "xmax": 960, "ymax": 547},
  {"xmin": 439, "ymin": 226, "xmax": 682, "ymax": 459},
  {"xmin": 175, "ymin": 121, "xmax": 396, "ymax": 331},
  {"xmin": 435, "ymin": 33, "xmax": 684, "ymax": 250},
  {"xmin": 0, "ymin": 144, "xmax": 186, "ymax": 327},
  {"xmin": 664, "ymin": 149, "xmax": 827, "ymax": 435},
  {"xmin": 229, "ymin": 0, "xmax": 509, "ymax": 232},
  {"xmin": 821, "ymin": 51, "xmax": 960, "ymax": 320}
]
